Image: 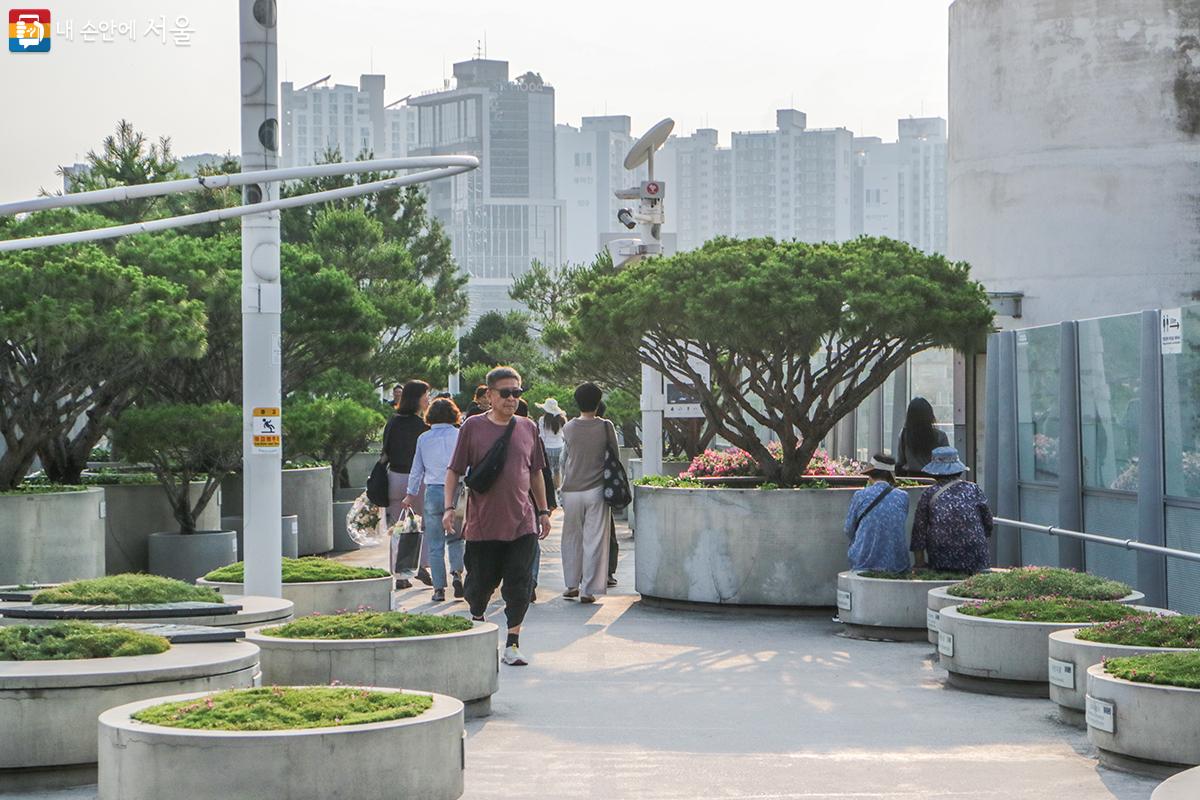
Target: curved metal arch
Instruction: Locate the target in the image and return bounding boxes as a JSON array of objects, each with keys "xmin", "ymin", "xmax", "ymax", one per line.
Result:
[{"xmin": 0, "ymin": 156, "xmax": 479, "ymax": 252}]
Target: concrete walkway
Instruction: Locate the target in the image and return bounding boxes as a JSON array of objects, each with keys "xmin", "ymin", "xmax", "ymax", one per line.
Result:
[{"xmin": 7, "ymin": 519, "xmax": 1164, "ymax": 799}]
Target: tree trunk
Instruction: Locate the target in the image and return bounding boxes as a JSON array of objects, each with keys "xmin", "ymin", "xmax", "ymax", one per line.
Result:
[{"xmin": 38, "ymin": 436, "xmax": 86, "ymax": 485}]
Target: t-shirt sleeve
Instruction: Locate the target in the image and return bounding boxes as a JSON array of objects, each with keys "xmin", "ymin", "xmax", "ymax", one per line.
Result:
[{"xmin": 448, "ymin": 420, "xmax": 472, "ymax": 475}]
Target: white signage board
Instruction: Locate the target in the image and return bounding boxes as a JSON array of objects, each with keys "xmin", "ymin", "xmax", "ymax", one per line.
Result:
[
  {"xmin": 1085, "ymin": 695, "xmax": 1115, "ymax": 733},
  {"xmin": 1048, "ymin": 658, "xmax": 1076, "ymax": 690},
  {"xmin": 1162, "ymin": 308, "xmax": 1183, "ymax": 355},
  {"xmin": 662, "ymin": 353, "xmax": 710, "ymax": 419},
  {"xmin": 938, "ymin": 631, "xmax": 954, "ymax": 657},
  {"xmin": 836, "ymin": 590, "xmax": 852, "ymax": 612}
]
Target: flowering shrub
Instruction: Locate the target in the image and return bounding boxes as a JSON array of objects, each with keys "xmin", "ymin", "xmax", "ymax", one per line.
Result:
[
  {"xmin": 1033, "ymin": 434, "xmax": 1059, "ymax": 472},
  {"xmin": 681, "ymin": 443, "xmax": 864, "ymax": 480}
]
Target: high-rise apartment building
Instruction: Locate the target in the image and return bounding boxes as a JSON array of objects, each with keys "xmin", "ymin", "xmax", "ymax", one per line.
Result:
[
  {"xmin": 664, "ymin": 128, "xmax": 733, "ymax": 252},
  {"xmin": 853, "ymin": 117, "xmax": 948, "ymax": 254},
  {"xmin": 280, "ymin": 74, "xmax": 415, "ymax": 168}
]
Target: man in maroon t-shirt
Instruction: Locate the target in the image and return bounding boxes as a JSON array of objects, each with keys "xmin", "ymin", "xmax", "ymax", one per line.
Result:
[{"xmin": 444, "ymin": 366, "xmax": 552, "ymax": 666}]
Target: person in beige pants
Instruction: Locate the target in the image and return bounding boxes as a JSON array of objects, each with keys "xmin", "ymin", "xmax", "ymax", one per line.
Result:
[{"xmin": 559, "ymin": 383, "xmax": 620, "ymax": 603}]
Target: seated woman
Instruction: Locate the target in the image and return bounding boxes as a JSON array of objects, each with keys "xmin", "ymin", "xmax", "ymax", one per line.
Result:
[
  {"xmin": 844, "ymin": 454, "xmax": 911, "ymax": 572},
  {"xmin": 910, "ymin": 446, "xmax": 993, "ymax": 574}
]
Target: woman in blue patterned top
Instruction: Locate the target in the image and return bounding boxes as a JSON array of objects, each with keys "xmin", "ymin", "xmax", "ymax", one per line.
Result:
[
  {"xmin": 844, "ymin": 454, "xmax": 911, "ymax": 572},
  {"xmin": 910, "ymin": 446, "xmax": 993, "ymax": 573}
]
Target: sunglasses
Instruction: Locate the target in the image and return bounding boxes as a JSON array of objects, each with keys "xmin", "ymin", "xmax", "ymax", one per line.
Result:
[{"xmin": 492, "ymin": 387, "xmax": 525, "ymax": 399}]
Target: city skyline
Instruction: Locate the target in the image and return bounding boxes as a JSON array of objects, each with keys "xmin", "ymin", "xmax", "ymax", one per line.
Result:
[{"xmin": 1, "ymin": 0, "xmax": 952, "ymax": 203}]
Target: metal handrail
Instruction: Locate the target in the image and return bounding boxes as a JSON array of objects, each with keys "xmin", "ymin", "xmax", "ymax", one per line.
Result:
[{"xmin": 994, "ymin": 517, "xmax": 1200, "ymax": 565}]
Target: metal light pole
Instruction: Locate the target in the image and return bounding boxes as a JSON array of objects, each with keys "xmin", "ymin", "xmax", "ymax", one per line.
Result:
[{"xmin": 239, "ymin": 0, "xmax": 282, "ymax": 598}]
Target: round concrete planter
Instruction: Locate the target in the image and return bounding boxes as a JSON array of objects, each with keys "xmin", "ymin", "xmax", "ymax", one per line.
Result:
[
  {"xmin": 634, "ymin": 484, "xmax": 924, "ymax": 607},
  {"xmin": 1047, "ymin": 627, "xmax": 1194, "ymax": 726},
  {"xmin": 1153, "ymin": 765, "xmax": 1200, "ymax": 798},
  {"xmin": 331, "ymin": 500, "xmax": 361, "ymax": 551},
  {"xmin": 0, "ymin": 594, "xmax": 294, "ymax": 630},
  {"xmin": 344, "ymin": 449, "xmax": 380, "ymax": 491},
  {"xmin": 836, "ymin": 571, "xmax": 962, "ymax": 641},
  {"xmin": 223, "ymin": 467, "xmax": 334, "ymax": 556},
  {"xmin": 334, "ymin": 486, "xmax": 363, "ymax": 503},
  {"xmin": 101, "ymin": 481, "xmax": 220, "ymax": 574},
  {"xmin": 626, "ymin": 459, "xmax": 691, "ymax": 531},
  {"xmin": 936, "ymin": 603, "xmax": 1153, "ymax": 697},
  {"xmin": 926, "ymin": 585, "xmax": 1145, "ymax": 645},
  {"xmin": 222, "ymin": 515, "xmax": 301, "ymax": 560},
  {"xmin": 246, "ymin": 620, "xmax": 499, "ymax": 716},
  {"xmin": 1086, "ymin": 663, "xmax": 1200, "ymax": 774},
  {"xmin": 148, "ymin": 529, "xmax": 238, "ymax": 584},
  {"xmin": 0, "ymin": 641, "xmax": 259, "ymax": 790},
  {"xmin": 97, "ymin": 687, "xmax": 465, "ymax": 800},
  {"xmin": 198, "ymin": 575, "xmax": 393, "ymax": 616},
  {"xmin": 0, "ymin": 487, "xmax": 105, "ymax": 584}
]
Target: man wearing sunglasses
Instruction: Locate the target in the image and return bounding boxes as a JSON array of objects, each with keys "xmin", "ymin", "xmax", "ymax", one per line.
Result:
[{"xmin": 444, "ymin": 366, "xmax": 553, "ymax": 667}]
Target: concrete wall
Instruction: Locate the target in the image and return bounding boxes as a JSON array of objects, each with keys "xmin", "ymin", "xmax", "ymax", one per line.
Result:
[
  {"xmin": 103, "ymin": 482, "xmax": 221, "ymax": 574},
  {"xmin": 0, "ymin": 488, "xmax": 105, "ymax": 584},
  {"xmin": 949, "ymin": 0, "xmax": 1200, "ymax": 329}
]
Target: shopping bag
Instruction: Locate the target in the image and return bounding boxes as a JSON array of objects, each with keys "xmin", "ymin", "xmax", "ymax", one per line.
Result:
[{"xmin": 391, "ymin": 507, "xmax": 423, "ymax": 573}]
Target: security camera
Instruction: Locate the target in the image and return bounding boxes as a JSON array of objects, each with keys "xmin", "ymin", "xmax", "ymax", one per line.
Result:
[{"xmin": 617, "ymin": 208, "xmax": 636, "ymax": 230}]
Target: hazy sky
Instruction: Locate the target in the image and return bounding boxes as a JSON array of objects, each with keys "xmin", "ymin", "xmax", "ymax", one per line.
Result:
[{"xmin": 1, "ymin": 0, "xmax": 952, "ymax": 203}]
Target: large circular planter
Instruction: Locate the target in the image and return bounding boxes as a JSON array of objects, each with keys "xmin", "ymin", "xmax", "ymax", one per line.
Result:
[
  {"xmin": 199, "ymin": 575, "xmax": 393, "ymax": 616},
  {"xmin": 926, "ymin": 585, "xmax": 1145, "ymax": 645},
  {"xmin": 224, "ymin": 467, "xmax": 334, "ymax": 556},
  {"xmin": 148, "ymin": 529, "xmax": 238, "ymax": 584},
  {"xmin": 331, "ymin": 500, "xmax": 361, "ymax": 551},
  {"xmin": 836, "ymin": 571, "xmax": 963, "ymax": 641},
  {"xmin": 936, "ymin": 604, "xmax": 1153, "ymax": 697},
  {"xmin": 1047, "ymin": 627, "xmax": 1194, "ymax": 726},
  {"xmin": 222, "ymin": 515, "xmax": 301, "ymax": 560},
  {"xmin": 1086, "ymin": 663, "xmax": 1200, "ymax": 775},
  {"xmin": 1153, "ymin": 766, "xmax": 1200, "ymax": 798},
  {"xmin": 101, "ymin": 481, "xmax": 221, "ymax": 574},
  {"xmin": 0, "ymin": 487, "xmax": 105, "ymax": 584},
  {"xmin": 97, "ymin": 687, "xmax": 465, "ymax": 800},
  {"xmin": 634, "ymin": 484, "xmax": 924, "ymax": 607},
  {"xmin": 245, "ymin": 620, "xmax": 499, "ymax": 717},
  {"xmin": 626, "ymin": 458, "xmax": 690, "ymax": 531},
  {"xmin": 0, "ymin": 595, "xmax": 294, "ymax": 630},
  {"xmin": 0, "ymin": 641, "xmax": 259, "ymax": 790}
]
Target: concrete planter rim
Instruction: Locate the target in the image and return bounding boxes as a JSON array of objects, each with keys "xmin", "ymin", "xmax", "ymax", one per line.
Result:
[
  {"xmin": 281, "ymin": 464, "xmax": 331, "ymax": 475},
  {"xmin": 148, "ymin": 529, "xmax": 236, "ymax": 538},
  {"xmin": 849, "ymin": 570, "xmax": 966, "ymax": 584},
  {"xmin": 1049, "ymin": 627, "xmax": 1194, "ymax": 652},
  {"xmin": 201, "ymin": 575, "xmax": 391, "ymax": 588},
  {"xmin": 0, "ymin": 641, "xmax": 260, "ymax": 689},
  {"xmin": 0, "ymin": 486, "xmax": 103, "ymax": 499},
  {"xmin": 1087, "ymin": 662, "xmax": 1200, "ymax": 697},
  {"xmin": 933, "ymin": 586, "xmax": 1145, "ymax": 604},
  {"xmin": 940, "ymin": 603, "xmax": 1153, "ymax": 629},
  {"xmin": 99, "ymin": 685, "xmax": 462, "ymax": 738},
  {"xmin": 245, "ymin": 619, "xmax": 498, "ymax": 647},
  {"xmin": 636, "ymin": 484, "xmax": 863, "ymax": 494}
]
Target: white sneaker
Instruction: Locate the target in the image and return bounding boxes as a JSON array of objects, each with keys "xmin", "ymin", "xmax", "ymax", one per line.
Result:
[{"xmin": 501, "ymin": 645, "xmax": 528, "ymax": 666}]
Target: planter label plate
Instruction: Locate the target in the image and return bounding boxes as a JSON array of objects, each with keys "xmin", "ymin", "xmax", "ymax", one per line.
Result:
[
  {"xmin": 836, "ymin": 590, "xmax": 852, "ymax": 612},
  {"xmin": 1048, "ymin": 658, "xmax": 1075, "ymax": 689},
  {"xmin": 938, "ymin": 631, "xmax": 954, "ymax": 657},
  {"xmin": 1086, "ymin": 695, "xmax": 1115, "ymax": 733},
  {"xmin": 98, "ymin": 500, "xmax": 106, "ymax": 519},
  {"xmin": 926, "ymin": 609, "xmax": 940, "ymax": 631}
]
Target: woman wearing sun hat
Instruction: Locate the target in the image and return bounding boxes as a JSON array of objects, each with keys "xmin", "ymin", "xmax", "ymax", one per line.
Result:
[
  {"xmin": 536, "ymin": 397, "xmax": 568, "ymax": 488},
  {"xmin": 910, "ymin": 446, "xmax": 993, "ymax": 574},
  {"xmin": 844, "ymin": 453, "xmax": 911, "ymax": 572}
]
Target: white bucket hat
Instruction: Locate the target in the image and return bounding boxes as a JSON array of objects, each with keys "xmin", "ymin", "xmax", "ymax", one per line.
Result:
[{"xmin": 536, "ymin": 398, "xmax": 564, "ymax": 416}]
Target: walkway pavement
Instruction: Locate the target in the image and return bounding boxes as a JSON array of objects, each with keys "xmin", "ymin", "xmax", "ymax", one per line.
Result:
[{"xmin": 9, "ymin": 519, "xmax": 1164, "ymax": 799}]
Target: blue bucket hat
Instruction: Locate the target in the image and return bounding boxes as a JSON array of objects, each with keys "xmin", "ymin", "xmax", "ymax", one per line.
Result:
[{"xmin": 923, "ymin": 446, "xmax": 969, "ymax": 476}]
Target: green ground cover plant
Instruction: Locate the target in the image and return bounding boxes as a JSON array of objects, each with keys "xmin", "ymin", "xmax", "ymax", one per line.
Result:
[
  {"xmin": 0, "ymin": 483, "xmax": 88, "ymax": 495},
  {"xmin": 0, "ymin": 622, "xmax": 169, "ymax": 660},
  {"xmin": 634, "ymin": 475, "xmax": 703, "ymax": 489},
  {"xmin": 204, "ymin": 557, "xmax": 389, "ymax": 584},
  {"xmin": 957, "ymin": 598, "xmax": 1148, "ymax": 623},
  {"xmin": 859, "ymin": 569, "xmax": 971, "ymax": 581},
  {"xmin": 32, "ymin": 574, "xmax": 222, "ymax": 605},
  {"xmin": 1104, "ymin": 652, "xmax": 1200, "ymax": 690},
  {"xmin": 262, "ymin": 610, "xmax": 473, "ymax": 640},
  {"xmin": 947, "ymin": 566, "xmax": 1131, "ymax": 601},
  {"xmin": 131, "ymin": 686, "xmax": 433, "ymax": 730},
  {"xmin": 1077, "ymin": 615, "xmax": 1200, "ymax": 648}
]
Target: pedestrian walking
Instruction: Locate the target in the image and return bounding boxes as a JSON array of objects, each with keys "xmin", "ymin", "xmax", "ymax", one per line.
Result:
[
  {"xmin": 895, "ymin": 397, "xmax": 950, "ymax": 477},
  {"xmin": 536, "ymin": 398, "xmax": 567, "ymax": 487},
  {"xmin": 381, "ymin": 380, "xmax": 431, "ymax": 589},
  {"xmin": 910, "ymin": 446, "xmax": 993, "ymax": 574},
  {"xmin": 844, "ymin": 454, "xmax": 911, "ymax": 572},
  {"xmin": 464, "ymin": 385, "xmax": 490, "ymax": 419},
  {"xmin": 443, "ymin": 366, "xmax": 552, "ymax": 666},
  {"xmin": 559, "ymin": 383, "xmax": 620, "ymax": 604},
  {"xmin": 516, "ymin": 398, "xmax": 557, "ymax": 603},
  {"xmin": 403, "ymin": 398, "xmax": 465, "ymax": 602}
]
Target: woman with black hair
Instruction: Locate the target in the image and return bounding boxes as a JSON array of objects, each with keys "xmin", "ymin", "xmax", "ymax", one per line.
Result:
[
  {"xmin": 381, "ymin": 380, "xmax": 430, "ymax": 588},
  {"xmin": 895, "ymin": 396, "xmax": 950, "ymax": 478},
  {"xmin": 535, "ymin": 398, "xmax": 567, "ymax": 487}
]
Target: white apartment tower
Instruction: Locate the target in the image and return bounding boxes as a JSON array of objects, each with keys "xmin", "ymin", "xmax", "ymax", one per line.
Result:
[
  {"xmin": 280, "ymin": 74, "xmax": 416, "ymax": 168},
  {"xmin": 853, "ymin": 117, "xmax": 948, "ymax": 255}
]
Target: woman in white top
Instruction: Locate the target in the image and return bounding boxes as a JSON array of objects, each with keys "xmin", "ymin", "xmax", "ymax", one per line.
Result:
[
  {"xmin": 402, "ymin": 398, "xmax": 463, "ymax": 602},
  {"xmin": 536, "ymin": 398, "xmax": 568, "ymax": 487}
]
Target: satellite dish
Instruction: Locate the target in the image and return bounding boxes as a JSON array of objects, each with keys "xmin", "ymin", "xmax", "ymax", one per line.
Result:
[{"xmin": 624, "ymin": 118, "xmax": 675, "ymax": 171}]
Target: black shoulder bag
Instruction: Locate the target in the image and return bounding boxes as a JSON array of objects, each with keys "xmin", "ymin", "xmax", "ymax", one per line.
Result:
[
  {"xmin": 601, "ymin": 423, "xmax": 632, "ymax": 510},
  {"xmin": 850, "ymin": 484, "xmax": 895, "ymax": 536},
  {"xmin": 463, "ymin": 418, "xmax": 517, "ymax": 494}
]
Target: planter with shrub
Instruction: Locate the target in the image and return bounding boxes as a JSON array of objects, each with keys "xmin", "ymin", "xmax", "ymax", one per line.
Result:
[
  {"xmin": 246, "ymin": 610, "xmax": 499, "ymax": 716},
  {"xmin": 199, "ymin": 557, "xmax": 392, "ymax": 616},
  {"xmin": 220, "ymin": 514, "xmax": 301, "ymax": 560},
  {"xmin": 1086, "ymin": 652, "xmax": 1200, "ymax": 774},
  {"xmin": 936, "ymin": 597, "xmax": 1154, "ymax": 697},
  {"xmin": 0, "ymin": 485, "xmax": 105, "ymax": 585},
  {"xmin": 0, "ymin": 621, "xmax": 258, "ymax": 788},
  {"xmin": 926, "ymin": 567, "xmax": 1144, "ymax": 644},
  {"xmin": 98, "ymin": 686, "xmax": 464, "ymax": 800},
  {"xmin": 1047, "ymin": 615, "xmax": 1199, "ymax": 725},
  {"xmin": 836, "ymin": 569, "xmax": 970, "ymax": 640},
  {"xmin": 223, "ymin": 462, "xmax": 336, "ymax": 556}
]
